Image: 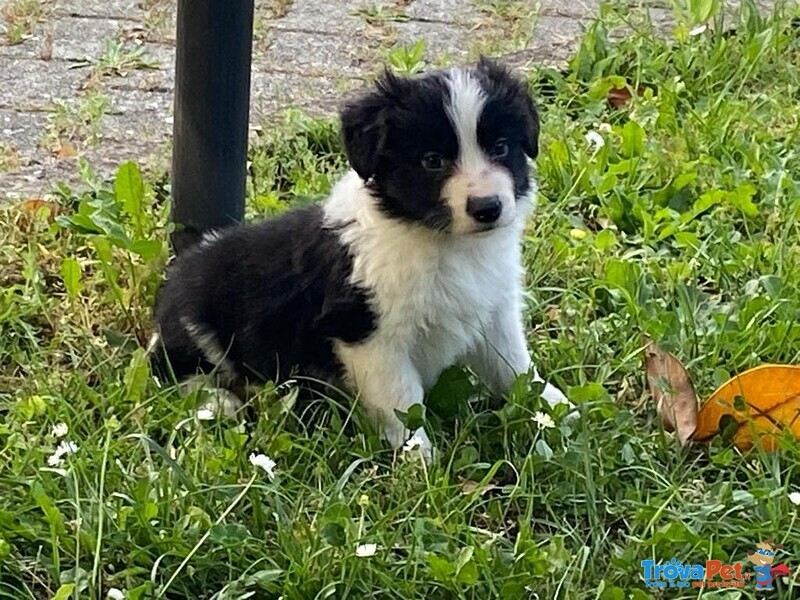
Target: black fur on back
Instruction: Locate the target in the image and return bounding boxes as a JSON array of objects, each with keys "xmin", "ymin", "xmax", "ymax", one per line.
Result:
[{"xmin": 152, "ymin": 205, "xmax": 376, "ymax": 388}]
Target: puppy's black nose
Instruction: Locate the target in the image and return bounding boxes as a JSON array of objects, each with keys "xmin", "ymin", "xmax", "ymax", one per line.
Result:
[{"xmin": 466, "ymin": 195, "xmax": 502, "ymax": 224}]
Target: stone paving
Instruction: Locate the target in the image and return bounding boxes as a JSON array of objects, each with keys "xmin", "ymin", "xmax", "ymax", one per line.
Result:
[{"xmin": 0, "ymin": 0, "xmax": 784, "ymax": 198}]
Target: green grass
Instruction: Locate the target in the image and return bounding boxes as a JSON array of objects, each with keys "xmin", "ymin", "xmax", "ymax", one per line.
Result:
[
  {"xmin": 43, "ymin": 91, "xmax": 111, "ymax": 153},
  {"xmin": 1, "ymin": 0, "xmax": 49, "ymax": 46},
  {"xmin": 90, "ymin": 39, "xmax": 160, "ymax": 79},
  {"xmin": 2, "ymin": 2, "xmax": 800, "ymax": 598}
]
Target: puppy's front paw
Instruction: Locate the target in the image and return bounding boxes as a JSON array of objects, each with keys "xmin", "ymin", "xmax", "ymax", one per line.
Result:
[
  {"xmin": 540, "ymin": 382, "xmax": 579, "ymax": 422},
  {"xmin": 532, "ymin": 368, "xmax": 572, "ymax": 410},
  {"xmin": 381, "ymin": 419, "xmax": 408, "ymax": 450},
  {"xmin": 541, "ymin": 382, "xmax": 570, "ymax": 408}
]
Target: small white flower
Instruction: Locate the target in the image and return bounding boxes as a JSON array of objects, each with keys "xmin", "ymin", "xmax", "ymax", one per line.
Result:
[
  {"xmin": 402, "ymin": 434, "xmax": 424, "ymax": 453},
  {"xmin": 789, "ymin": 491, "xmax": 800, "ymax": 506},
  {"xmin": 107, "ymin": 588, "xmax": 125, "ymax": 600},
  {"xmin": 249, "ymin": 453, "xmax": 276, "ymax": 480},
  {"xmin": 532, "ymin": 411, "xmax": 556, "ymax": 430},
  {"xmin": 585, "ymin": 130, "xmax": 605, "ymax": 149},
  {"xmin": 195, "ymin": 408, "xmax": 215, "ymax": 421},
  {"xmin": 61, "ymin": 441, "xmax": 78, "ymax": 455},
  {"xmin": 690, "ymin": 24, "xmax": 707, "ymax": 36},
  {"xmin": 355, "ymin": 543, "xmax": 378, "ymax": 557},
  {"xmin": 51, "ymin": 422, "xmax": 68, "ymax": 438},
  {"xmin": 47, "ymin": 440, "xmax": 79, "ymax": 466},
  {"xmin": 597, "ymin": 122, "xmax": 613, "ymax": 133}
]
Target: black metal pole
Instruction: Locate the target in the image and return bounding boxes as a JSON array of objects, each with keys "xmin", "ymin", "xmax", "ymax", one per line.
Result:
[{"xmin": 171, "ymin": 0, "xmax": 254, "ymax": 253}]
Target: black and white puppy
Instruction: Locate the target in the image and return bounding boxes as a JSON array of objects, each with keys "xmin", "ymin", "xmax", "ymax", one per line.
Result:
[{"xmin": 152, "ymin": 58, "xmax": 569, "ymax": 458}]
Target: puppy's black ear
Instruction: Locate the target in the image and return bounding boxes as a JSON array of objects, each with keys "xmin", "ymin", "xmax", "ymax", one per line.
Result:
[
  {"xmin": 476, "ymin": 55, "xmax": 506, "ymax": 79},
  {"xmin": 340, "ymin": 69, "xmax": 403, "ymax": 180},
  {"xmin": 477, "ymin": 56, "xmax": 540, "ymax": 158},
  {"xmin": 518, "ymin": 90, "xmax": 540, "ymax": 159}
]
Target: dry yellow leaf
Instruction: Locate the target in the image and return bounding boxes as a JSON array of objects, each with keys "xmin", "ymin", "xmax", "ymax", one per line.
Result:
[{"xmin": 693, "ymin": 365, "xmax": 800, "ymax": 450}]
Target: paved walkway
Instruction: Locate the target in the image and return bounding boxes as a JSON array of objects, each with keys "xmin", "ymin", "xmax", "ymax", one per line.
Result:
[{"xmin": 0, "ymin": 0, "xmax": 778, "ymax": 198}]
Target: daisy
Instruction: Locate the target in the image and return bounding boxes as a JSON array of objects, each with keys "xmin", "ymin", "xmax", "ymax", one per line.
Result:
[
  {"xmin": 195, "ymin": 408, "xmax": 215, "ymax": 421},
  {"xmin": 249, "ymin": 453, "xmax": 277, "ymax": 480},
  {"xmin": 585, "ymin": 130, "xmax": 605, "ymax": 149},
  {"xmin": 47, "ymin": 440, "xmax": 79, "ymax": 467},
  {"xmin": 532, "ymin": 411, "xmax": 556, "ymax": 431},
  {"xmin": 356, "ymin": 543, "xmax": 378, "ymax": 558},
  {"xmin": 403, "ymin": 434, "xmax": 425, "ymax": 453}
]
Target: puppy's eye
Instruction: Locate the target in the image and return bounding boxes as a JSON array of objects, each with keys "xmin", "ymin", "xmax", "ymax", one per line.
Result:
[
  {"xmin": 421, "ymin": 152, "xmax": 445, "ymax": 171},
  {"xmin": 490, "ymin": 139, "xmax": 509, "ymax": 159}
]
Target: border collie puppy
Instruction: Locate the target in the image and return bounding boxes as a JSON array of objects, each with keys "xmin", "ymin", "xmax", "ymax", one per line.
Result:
[{"xmin": 152, "ymin": 58, "xmax": 569, "ymax": 459}]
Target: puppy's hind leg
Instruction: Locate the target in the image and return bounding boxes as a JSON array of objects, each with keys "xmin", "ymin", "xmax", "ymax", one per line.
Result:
[
  {"xmin": 148, "ymin": 323, "xmax": 245, "ymax": 420},
  {"xmin": 181, "ymin": 375, "xmax": 244, "ymax": 420}
]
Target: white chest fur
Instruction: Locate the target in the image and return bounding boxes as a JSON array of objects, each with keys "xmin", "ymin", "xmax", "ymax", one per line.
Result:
[{"xmin": 325, "ymin": 172, "xmax": 526, "ymax": 388}]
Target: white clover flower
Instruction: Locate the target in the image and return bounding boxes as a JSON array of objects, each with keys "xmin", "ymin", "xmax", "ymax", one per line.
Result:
[
  {"xmin": 402, "ymin": 434, "xmax": 424, "ymax": 453},
  {"xmin": 51, "ymin": 422, "xmax": 68, "ymax": 438},
  {"xmin": 249, "ymin": 453, "xmax": 276, "ymax": 480},
  {"xmin": 195, "ymin": 408, "xmax": 215, "ymax": 421},
  {"xmin": 47, "ymin": 440, "xmax": 79, "ymax": 466},
  {"xmin": 585, "ymin": 130, "xmax": 605, "ymax": 149},
  {"xmin": 532, "ymin": 411, "xmax": 556, "ymax": 430},
  {"xmin": 355, "ymin": 543, "xmax": 378, "ymax": 558},
  {"xmin": 107, "ymin": 588, "xmax": 125, "ymax": 600},
  {"xmin": 789, "ymin": 491, "xmax": 800, "ymax": 506},
  {"xmin": 45, "ymin": 458, "xmax": 65, "ymax": 469},
  {"xmin": 690, "ymin": 24, "xmax": 707, "ymax": 36}
]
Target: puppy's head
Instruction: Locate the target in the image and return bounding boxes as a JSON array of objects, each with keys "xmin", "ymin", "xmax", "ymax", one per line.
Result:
[{"xmin": 340, "ymin": 58, "xmax": 539, "ymax": 235}]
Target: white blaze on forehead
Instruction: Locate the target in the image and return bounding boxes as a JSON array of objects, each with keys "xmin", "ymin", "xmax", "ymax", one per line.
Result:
[{"xmin": 446, "ymin": 69, "xmax": 488, "ymax": 172}]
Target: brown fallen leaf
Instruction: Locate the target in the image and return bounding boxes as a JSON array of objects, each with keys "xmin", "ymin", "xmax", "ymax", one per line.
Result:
[
  {"xmin": 19, "ymin": 199, "xmax": 59, "ymax": 215},
  {"xmin": 545, "ymin": 306, "xmax": 561, "ymax": 323},
  {"xmin": 608, "ymin": 86, "xmax": 632, "ymax": 108},
  {"xmin": 607, "ymin": 83, "xmax": 655, "ymax": 108},
  {"xmin": 459, "ymin": 480, "xmax": 479, "ymax": 495},
  {"xmin": 55, "ymin": 141, "xmax": 78, "ymax": 159},
  {"xmin": 459, "ymin": 479, "xmax": 498, "ymax": 496},
  {"xmin": 644, "ymin": 337, "xmax": 698, "ymax": 446},
  {"xmin": 17, "ymin": 199, "xmax": 60, "ymax": 229}
]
